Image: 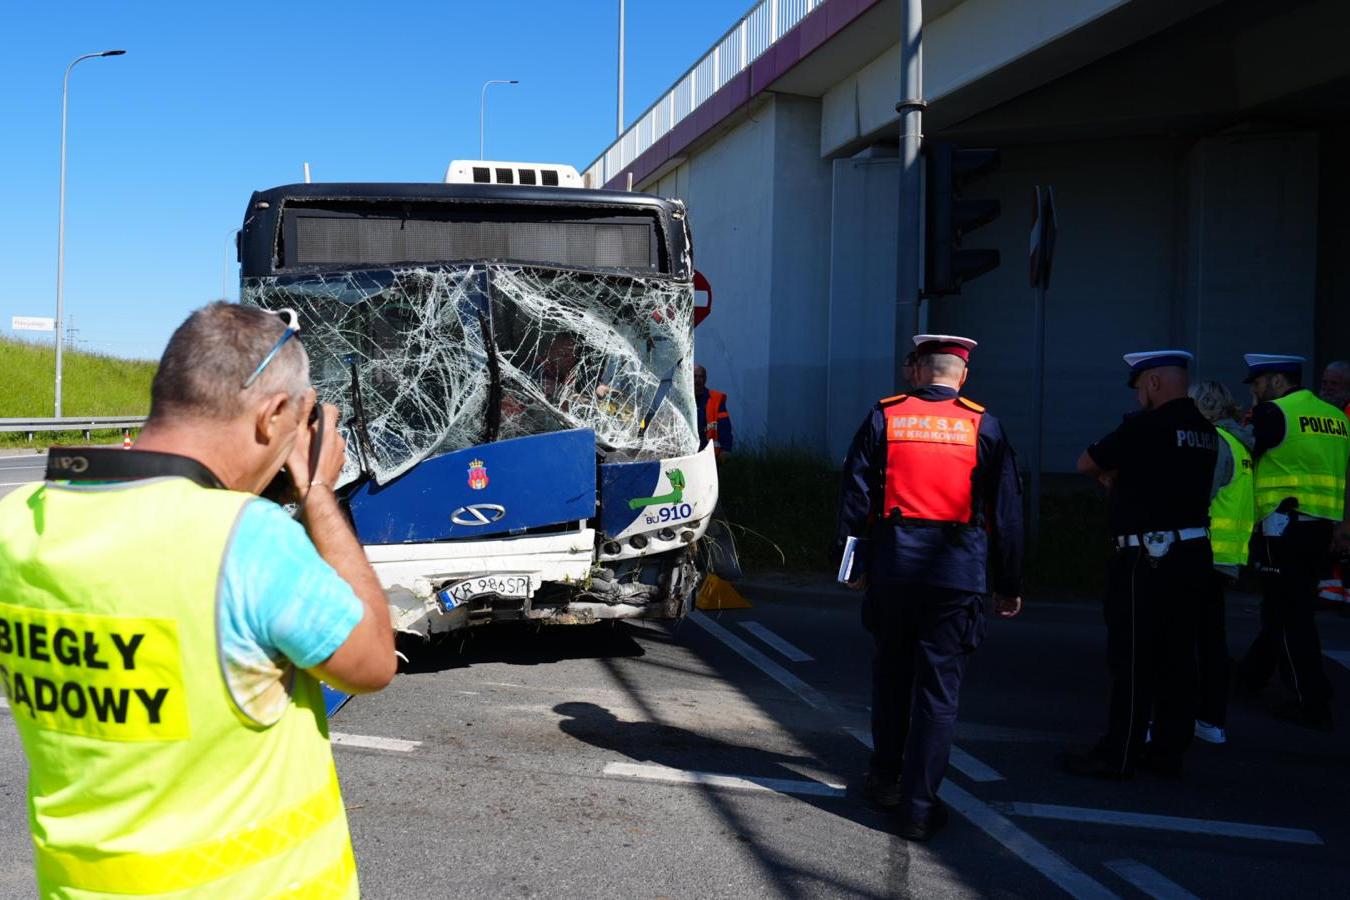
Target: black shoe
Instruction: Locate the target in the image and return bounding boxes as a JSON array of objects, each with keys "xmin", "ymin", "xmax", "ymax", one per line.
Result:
[
  {"xmin": 896, "ymin": 800, "xmax": 949, "ymax": 842},
  {"xmin": 1059, "ymin": 749, "xmax": 1134, "ymax": 781},
  {"xmin": 863, "ymin": 770, "xmax": 903, "ymax": 809},
  {"xmin": 1272, "ymin": 701, "xmax": 1334, "ymax": 733}
]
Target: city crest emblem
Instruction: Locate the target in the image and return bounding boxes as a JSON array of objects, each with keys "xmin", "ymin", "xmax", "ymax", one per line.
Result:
[{"xmin": 467, "ymin": 459, "xmax": 489, "ymax": 491}]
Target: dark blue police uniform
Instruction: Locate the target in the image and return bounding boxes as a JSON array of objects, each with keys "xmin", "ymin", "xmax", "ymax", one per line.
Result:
[{"xmin": 836, "ymin": 383, "xmax": 1023, "ymax": 827}]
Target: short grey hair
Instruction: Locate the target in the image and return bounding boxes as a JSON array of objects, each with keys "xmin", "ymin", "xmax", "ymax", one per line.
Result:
[
  {"xmin": 917, "ymin": 352, "xmax": 967, "ymax": 378},
  {"xmin": 149, "ymin": 302, "xmax": 310, "ymax": 422},
  {"xmin": 1188, "ymin": 379, "xmax": 1238, "ymax": 424}
]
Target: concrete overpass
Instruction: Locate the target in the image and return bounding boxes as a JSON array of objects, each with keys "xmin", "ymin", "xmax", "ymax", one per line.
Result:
[{"xmin": 585, "ymin": 0, "xmax": 1350, "ymax": 469}]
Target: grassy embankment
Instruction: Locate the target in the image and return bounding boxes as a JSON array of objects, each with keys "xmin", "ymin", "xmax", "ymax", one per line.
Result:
[
  {"xmin": 0, "ymin": 337, "xmax": 155, "ymax": 448},
  {"xmin": 718, "ymin": 446, "xmax": 1109, "ymax": 597}
]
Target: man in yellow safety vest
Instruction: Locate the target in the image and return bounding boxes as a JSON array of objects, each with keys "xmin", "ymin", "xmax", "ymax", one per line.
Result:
[
  {"xmin": 1235, "ymin": 353, "xmax": 1350, "ymax": 731},
  {"xmin": 0, "ymin": 302, "xmax": 396, "ymax": 897}
]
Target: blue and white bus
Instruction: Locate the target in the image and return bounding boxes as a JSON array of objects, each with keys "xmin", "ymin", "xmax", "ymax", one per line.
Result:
[{"xmin": 238, "ymin": 162, "xmax": 716, "ymax": 638}]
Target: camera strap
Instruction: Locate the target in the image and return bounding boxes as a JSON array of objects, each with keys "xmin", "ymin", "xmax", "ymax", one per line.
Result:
[{"xmin": 44, "ymin": 448, "xmax": 226, "ymax": 491}]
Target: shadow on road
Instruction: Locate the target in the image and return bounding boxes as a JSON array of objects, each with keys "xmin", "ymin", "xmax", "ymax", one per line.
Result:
[{"xmin": 397, "ymin": 622, "xmax": 645, "ymax": 674}]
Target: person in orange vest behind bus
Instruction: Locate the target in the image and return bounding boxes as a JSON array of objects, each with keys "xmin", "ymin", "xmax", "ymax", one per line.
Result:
[
  {"xmin": 835, "ymin": 334, "xmax": 1024, "ymax": 841},
  {"xmin": 694, "ymin": 364, "xmax": 734, "ymax": 457}
]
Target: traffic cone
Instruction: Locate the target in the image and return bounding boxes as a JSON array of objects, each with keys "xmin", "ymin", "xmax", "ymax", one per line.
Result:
[
  {"xmin": 696, "ymin": 573, "xmax": 752, "ymax": 611},
  {"xmin": 122, "ymin": 432, "xmax": 133, "ymax": 450}
]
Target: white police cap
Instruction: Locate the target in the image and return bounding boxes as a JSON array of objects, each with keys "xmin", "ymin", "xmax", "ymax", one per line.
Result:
[
  {"xmin": 1123, "ymin": 350, "xmax": 1193, "ymax": 387},
  {"xmin": 912, "ymin": 334, "xmax": 977, "ymax": 361},
  {"xmin": 1242, "ymin": 353, "xmax": 1304, "ymax": 383}
]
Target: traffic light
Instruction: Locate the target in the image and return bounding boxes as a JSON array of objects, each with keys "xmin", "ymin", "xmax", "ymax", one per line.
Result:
[{"xmin": 923, "ymin": 142, "xmax": 1001, "ymax": 297}]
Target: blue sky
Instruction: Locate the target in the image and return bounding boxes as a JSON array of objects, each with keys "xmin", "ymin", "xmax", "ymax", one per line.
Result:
[{"xmin": 0, "ymin": 0, "xmax": 740, "ymax": 360}]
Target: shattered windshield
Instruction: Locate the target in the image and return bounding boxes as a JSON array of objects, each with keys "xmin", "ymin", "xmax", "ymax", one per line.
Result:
[{"xmin": 242, "ymin": 264, "xmax": 697, "ymax": 486}]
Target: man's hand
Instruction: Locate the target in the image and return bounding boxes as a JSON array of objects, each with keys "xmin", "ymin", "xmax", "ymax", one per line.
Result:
[
  {"xmin": 287, "ymin": 399, "xmax": 347, "ymax": 499},
  {"xmin": 846, "ymin": 574, "xmax": 869, "ymax": 593},
  {"xmin": 993, "ymin": 593, "xmax": 1023, "ymax": 618}
]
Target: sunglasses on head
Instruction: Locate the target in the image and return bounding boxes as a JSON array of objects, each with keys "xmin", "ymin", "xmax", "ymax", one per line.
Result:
[{"xmin": 242, "ymin": 308, "xmax": 301, "ymax": 389}]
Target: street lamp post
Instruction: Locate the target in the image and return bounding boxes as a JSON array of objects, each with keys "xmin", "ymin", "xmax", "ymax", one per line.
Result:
[
  {"xmin": 55, "ymin": 48, "xmax": 125, "ymax": 417},
  {"xmin": 479, "ymin": 79, "xmax": 519, "ymax": 160},
  {"xmin": 617, "ymin": 0, "xmax": 625, "ymax": 137}
]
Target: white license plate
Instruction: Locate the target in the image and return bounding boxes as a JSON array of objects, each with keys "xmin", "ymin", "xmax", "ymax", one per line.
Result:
[{"xmin": 437, "ymin": 575, "xmax": 532, "ymax": 610}]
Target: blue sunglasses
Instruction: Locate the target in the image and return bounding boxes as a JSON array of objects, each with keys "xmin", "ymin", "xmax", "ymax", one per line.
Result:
[{"xmin": 242, "ymin": 308, "xmax": 301, "ymax": 389}]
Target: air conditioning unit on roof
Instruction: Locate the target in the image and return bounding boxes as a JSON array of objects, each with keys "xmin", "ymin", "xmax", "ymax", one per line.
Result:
[{"xmin": 444, "ymin": 160, "xmax": 583, "ymax": 188}]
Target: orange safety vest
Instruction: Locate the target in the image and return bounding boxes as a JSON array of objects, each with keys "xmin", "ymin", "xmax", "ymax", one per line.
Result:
[
  {"xmin": 881, "ymin": 394, "xmax": 984, "ymax": 524},
  {"xmin": 705, "ymin": 389, "xmax": 729, "ymax": 455}
]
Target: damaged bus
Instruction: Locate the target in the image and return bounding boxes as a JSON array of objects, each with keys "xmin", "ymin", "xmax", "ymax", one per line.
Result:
[{"xmin": 237, "ymin": 164, "xmax": 716, "ymax": 639}]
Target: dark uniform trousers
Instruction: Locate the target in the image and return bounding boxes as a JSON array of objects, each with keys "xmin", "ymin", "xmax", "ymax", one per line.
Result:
[
  {"xmin": 1101, "ymin": 540, "xmax": 1210, "ymax": 771},
  {"xmin": 1239, "ymin": 521, "xmax": 1335, "ymax": 711},
  {"xmin": 1196, "ymin": 570, "xmax": 1232, "ymax": 728},
  {"xmin": 865, "ymin": 584, "xmax": 985, "ymax": 822}
]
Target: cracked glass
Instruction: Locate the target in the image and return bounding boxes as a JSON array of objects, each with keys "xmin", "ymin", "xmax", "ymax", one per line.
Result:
[{"xmin": 242, "ymin": 264, "xmax": 697, "ymax": 486}]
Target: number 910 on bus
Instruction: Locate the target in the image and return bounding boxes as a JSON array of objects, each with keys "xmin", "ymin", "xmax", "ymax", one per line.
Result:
[{"xmin": 644, "ymin": 503, "xmax": 693, "ymax": 527}]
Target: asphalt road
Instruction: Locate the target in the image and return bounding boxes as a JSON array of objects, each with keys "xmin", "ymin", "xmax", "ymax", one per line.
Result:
[
  {"xmin": 0, "ymin": 454, "xmax": 45, "ymax": 501},
  {"xmin": 1, "ymin": 584, "xmax": 1349, "ymax": 897}
]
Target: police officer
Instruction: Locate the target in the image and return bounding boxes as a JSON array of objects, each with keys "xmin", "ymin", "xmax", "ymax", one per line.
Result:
[
  {"xmin": 1067, "ymin": 351, "xmax": 1217, "ymax": 779},
  {"xmin": 1235, "ymin": 354, "xmax": 1350, "ymax": 730},
  {"xmin": 836, "ymin": 335, "xmax": 1024, "ymax": 841}
]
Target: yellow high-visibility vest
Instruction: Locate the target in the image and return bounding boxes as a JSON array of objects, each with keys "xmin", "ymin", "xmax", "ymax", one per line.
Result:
[
  {"xmin": 1254, "ymin": 390, "xmax": 1350, "ymax": 521},
  {"xmin": 1210, "ymin": 427, "xmax": 1255, "ymax": 566},
  {"xmin": 0, "ymin": 477, "xmax": 357, "ymax": 898}
]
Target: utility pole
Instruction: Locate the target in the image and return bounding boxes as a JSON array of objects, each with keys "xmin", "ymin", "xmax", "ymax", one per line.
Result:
[
  {"xmin": 617, "ymin": 0, "xmax": 626, "ymax": 137},
  {"xmin": 894, "ymin": 0, "xmax": 924, "ymax": 385}
]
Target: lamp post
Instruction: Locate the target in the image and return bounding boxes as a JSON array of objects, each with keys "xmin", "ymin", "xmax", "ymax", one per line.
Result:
[
  {"xmin": 479, "ymin": 79, "xmax": 519, "ymax": 160},
  {"xmin": 617, "ymin": 0, "xmax": 625, "ymax": 137},
  {"xmin": 55, "ymin": 48, "xmax": 125, "ymax": 417}
]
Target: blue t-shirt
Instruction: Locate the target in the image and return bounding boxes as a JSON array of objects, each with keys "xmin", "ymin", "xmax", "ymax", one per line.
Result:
[{"xmin": 217, "ymin": 499, "xmax": 364, "ymax": 725}]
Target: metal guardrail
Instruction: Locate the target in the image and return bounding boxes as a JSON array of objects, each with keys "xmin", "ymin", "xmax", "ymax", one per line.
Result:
[
  {"xmin": 0, "ymin": 416, "xmax": 146, "ymax": 439},
  {"xmin": 585, "ymin": 0, "xmax": 819, "ymax": 189}
]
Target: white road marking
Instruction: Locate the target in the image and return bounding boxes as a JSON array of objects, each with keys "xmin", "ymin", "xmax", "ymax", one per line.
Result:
[
  {"xmin": 330, "ymin": 732, "xmax": 421, "ymax": 753},
  {"xmin": 1324, "ymin": 650, "xmax": 1350, "ymax": 671},
  {"xmin": 603, "ymin": 762, "xmax": 845, "ymax": 797},
  {"xmin": 847, "ymin": 712, "xmax": 1112, "ymax": 890},
  {"xmin": 948, "ymin": 745, "xmax": 1005, "ymax": 782},
  {"xmin": 1003, "ymin": 802, "xmax": 1323, "ymax": 846},
  {"xmin": 688, "ymin": 611, "xmax": 833, "ymax": 711},
  {"xmin": 1104, "ymin": 859, "xmax": 1200, "ymax": 900},
  {"xmin": 738, "ymin": 621, "xmax": 815, "ymax": 662},
  {"xmin": 0, "ymin": 481, "xmax": 38, "ymax": 487},
  {"xmin": 846, "ymin": 728, "xmax": 1003, "ymax": 783},
  {"xmin": 941, "ymin": 782, "xmax": 1119, "ymax": 900}
]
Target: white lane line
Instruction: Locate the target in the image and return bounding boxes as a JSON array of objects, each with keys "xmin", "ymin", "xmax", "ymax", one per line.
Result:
[
  {"xmin": 844, "ymin": 709, "xmax": 1111, "ymax": 894},
  {"xmin": 948, "ymin": 745, "xmax": 1005, "ymax": 783},
  {"xmin": 941, "ymin": 783, "xmax": 1119, "ymax": 900},
  {"xmin": 330, "ymin": 732, "xmax": 421, "ymax": 753},
  {"xmin": 688, "ymin": 610, "xmax": 834, "ymax": 711},
  {"xmin": 845, "ymin": 727, "xmax": 1003, "ymax": 783},
  {"xmin": 1104, "ymin": 859, "xmax": 1200, "ymax": 900},
  {"xmin": 738, "ymin": 621, "xmax": 815, "ymax": 662},
  {"xmin": 1324, "ymin": 650, "xmax": 1350, "ymax": 671},
  {"xmin": 1003, "ymin": 802, "xmax": 1323, "ymax": 846},
  {"xmin": 0, "ymin": 481, "xmax": 39, "ymax": 487},
  {"xmin": 603, "ymin": 762, "xmax": 846, "ymax": 797}
]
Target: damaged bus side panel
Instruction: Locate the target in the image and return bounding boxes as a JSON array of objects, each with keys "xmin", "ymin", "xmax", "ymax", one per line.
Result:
[{"xmin": 238, "ymin": 178, "xmax": 715, "ymax": 637}]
